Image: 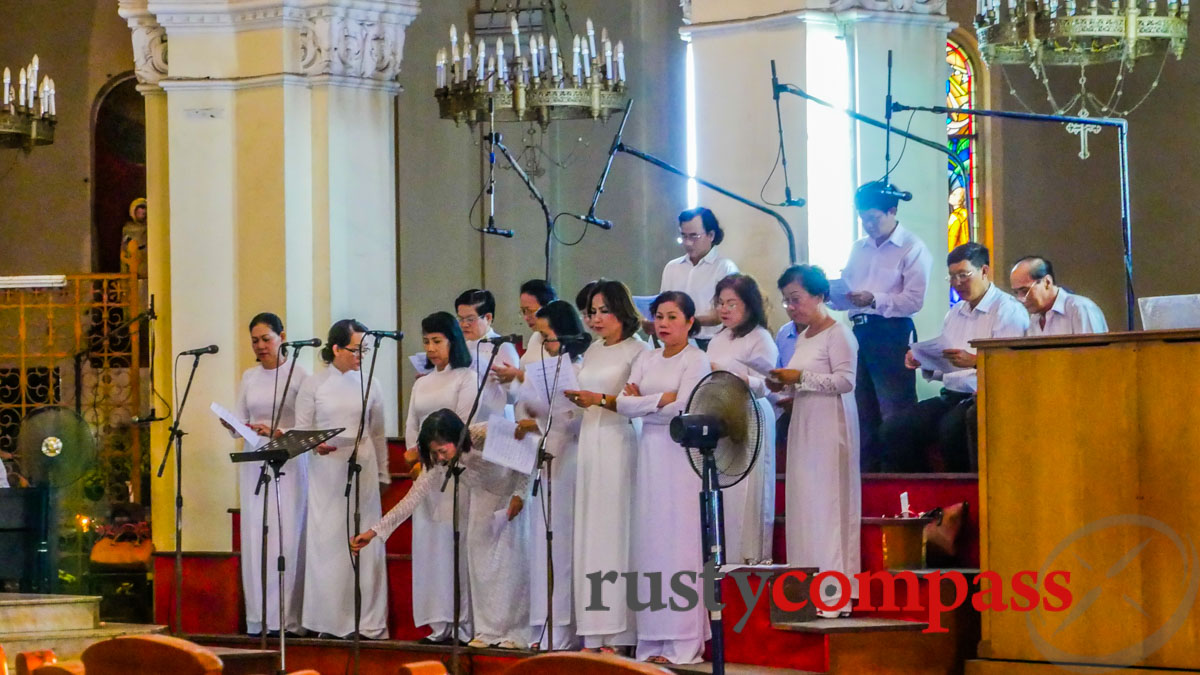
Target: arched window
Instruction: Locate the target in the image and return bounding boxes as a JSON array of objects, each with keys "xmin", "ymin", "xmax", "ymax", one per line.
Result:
[{"xmin": 946, "ymin": 40, "xmax": 976, "ymax": 254}]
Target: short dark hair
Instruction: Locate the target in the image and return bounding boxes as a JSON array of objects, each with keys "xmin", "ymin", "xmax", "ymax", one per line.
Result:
[
  {"xmin": 854, "ymin": 180, "xmax": 901, "ymax": 213},
  {"xmin": 416, "ymin": 408, "xmax": 467, "ymax": 467},
  {"xmin": 519, "ymin": 279, "xmax": 557, "ymax": 308},
  {"xmin": 714, "ymin": 274, "xmax": 768, "ymax": 339},
  {"xmin": 948, "ymin": 242, "xmax": 989, "ymax": 269},
  {"xmin": 455, "ymin": 289, "xmax": 496, "ymax": 319},
  {"xmin": 320, "ymin": 318, "xmax": 368, "ymax": 364},
  {"xmin": 535, "ymin": 300, "xmax": 591, "ymax": 359},
  {"xmin": 587, "ymin": 279, "xmax": 643, "ymax": 341},
  {"xmin": 248, "ymin": 312, "xmax": 283, "ymax": 335},
  {"xmin": 650, "ymin": 290, "xmax": 700, "ymax": 337},
  {"xmin": 1013, "ymin": 255, "xmax": 1054, "ymax": 282},
  {"xmin": 777, "ymin": 264, "xmax": 830, "ymax": 301},
  {"xmin": 574, "ymin": 280, "xmax": 599, "ymax": 313},
  {"xmin": 678, "ymin": 206, "xmax": 724, "ymax": 246},
  {"xmin": 421, "ymin": 311, "xmax": 471, "ymax": 370}
]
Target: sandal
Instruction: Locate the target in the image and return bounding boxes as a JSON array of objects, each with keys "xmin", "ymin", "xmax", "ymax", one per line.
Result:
[
  {"xmin": 646, "ymin": 656, "xmax": 671, "ymax": 664},
  {"xmin": 598, "ymin": 646, "xmax": 618, "ymax": 655}
]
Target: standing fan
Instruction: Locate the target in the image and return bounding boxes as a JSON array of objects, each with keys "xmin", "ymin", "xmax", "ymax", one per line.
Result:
[
  {"xmin": 15, "ymin": 406, "xmax": 98, "ymax": 592},
  {"xmin": 669, "ymin": 370, "xmax": 764, "ymax": 675}
]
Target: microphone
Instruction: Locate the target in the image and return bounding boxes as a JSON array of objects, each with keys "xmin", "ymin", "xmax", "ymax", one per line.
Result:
[
  {"xmin": 878, "ymin": 184, "xmax": 913, "ymax": 202},
  {"xmin": 483, "ymin": 225, "xmax": 515, "ymax": 238},
  {"xmin": 180, "ymin": 344, "xmax": 219, "ymax": 356},
  {"xmin": 554, "ymin": 334, "xmax": 590, "ymax": 345},
  {"xmin": 364, "ymin": 330, "xmax": 404, "ymax": 340},
  {"xmin": 132, "ymin": 410, "xmax": 168, "ymax": 425},
  {"xmin": 485, "ymin": 333, "xmax": 522, "ymax": 346},
  {"xmin": 282, "ymin": 338, "xmax": 322, "ymax": 348},
  {"xmin": 148, "ymin": 295, "xmax": 157, "ymax": 321},
  {"xmin": 566, "ymin": 213, "xmax": 614, "ymax": 230}
]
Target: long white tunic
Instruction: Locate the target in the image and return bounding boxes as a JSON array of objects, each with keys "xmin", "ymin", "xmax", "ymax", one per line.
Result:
[
  {"xmin": 617, "ymin": 345, "xmax": 711, "ymax": 662},
  {"xmin": 467, "ymin": 330, "xmax": 520, "ymax": 421},
  {"xmin": 520, "ymin": 331, "xmax": 546, "ymax": 367},
  {"xmin": 234, "ymin": 362, "xmax": 310, "ymax": 634},
  {"xmin": 573, "ymin": 335, "xmax": 648, "ymax": 644},
  {"xmin": 404, "ymin": 365, "xmax": 477, "ymax": 630},
  {"xmin": 372, "ymin": 426, "xmax": 530, "ymax": 644},
  {"xmin": 784, "ymin": 323, "xmax": 861, "ymax": 602},
  {"xmin": 296, "ymin": 366, "xmax": 389, "ymax": 638},
  {"xmin": 705, "ymin": 326, "xmax": 779, "ymax": 564},
  {"xmin": 516, "ymin": 354, "xmax": 583, "ymax": 647}
]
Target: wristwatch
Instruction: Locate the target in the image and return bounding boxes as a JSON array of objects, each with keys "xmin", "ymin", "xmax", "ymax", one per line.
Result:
[{"xmin": 600, "ymin": 394, "xmax": 608, "ymax": 407}]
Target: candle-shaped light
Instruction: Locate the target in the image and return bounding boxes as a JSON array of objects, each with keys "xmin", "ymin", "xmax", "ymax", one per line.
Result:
[
  {"xmin": 436, "ymin": 48, "xmax": 445, "ymax": 88},
  {"xmin": 496, "ymin": 37, "xmax": 506, "ymax": 82},
  {"xmin": 487, "ymin": 55, "xmax": 497, "ymax": 91},
  {"xmin": 616, "ymin": 41, "xmax": 625, "ymax": 83},
  {"xmin": 520, "ymin": 56, "xmax": 530, "ymax": 86},
  {"xmin": 572, "ymin": 34, "xmax": 582, "ymax": 83},
  {"xmin": 39, "ymin": 77, "xmax": 48, "ymax": 116},
  {"xmin": 530, "ymin": 36, "xmax": 540, "ymax": 79},
  {"xmin": 18, "ymin": 67, "xmax": 26, "ymax": 108},
  {"xmin": 581, "ymin": 36, "xmax": 592, "ymax": 79},
  {"xmin": 2, "ymin": 68, "xmax": 9, "ymax": 106},
  {"xmin": 463, "ymin": 36, "xmax": 473, "ymax": 80},
  {"xmin": 48, "ymin": 77, "xmax": 55, "ymax": 116},
  {"xmin": 536, "ymin": 35, "xmax": 546, "ymax": 75},
  {"xmin": 30, "ymin": 55, "xmax": 39, "ymax": 95},
  {"xmin": 586, "ymin": 18, "xmax": 597, "ymax": 55},
  {"xmin": 549, "ymin": 35, "xmax": 560, "ymax": 80},
  {"xmin": 477, "ymin": 38, "xmax": 487, "ymax": 80},
  {"xmin": 511, "ymin": 15, "xmax": 522, "ymax": 60},
  {"xmin": 604, "ymin": 39, "xmax": 613, "ymax": 82}
]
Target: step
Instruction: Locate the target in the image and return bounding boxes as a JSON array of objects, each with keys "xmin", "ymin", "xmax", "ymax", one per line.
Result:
[
  {"xmin": 0, "ymin": 621, "xmax": 166, "ymax": 668},
  {"xmin": 772, "ymin": 617, "xmax": 929, "ymax": 634},
  {"xmin": 0, "ymin": 594, "xmax": 100, "ymax": 635},
  {"xmin": 206, "ymin": 645, "xmax": 279, "ymax": 675}
]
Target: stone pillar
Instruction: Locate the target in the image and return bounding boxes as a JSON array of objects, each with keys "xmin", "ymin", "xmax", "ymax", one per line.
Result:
[
  {"xmin": 684, "ymin": 0, "xmax": 952, "ymax": 351},
  {"xmin": 119, "ymin": 0, "xmax": 418, "ymax": 552}
]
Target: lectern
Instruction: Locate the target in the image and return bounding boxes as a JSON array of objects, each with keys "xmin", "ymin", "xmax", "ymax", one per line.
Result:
[{"xmin": 968, "ymin": 329, "xmax": 1200, "ymax": 674}]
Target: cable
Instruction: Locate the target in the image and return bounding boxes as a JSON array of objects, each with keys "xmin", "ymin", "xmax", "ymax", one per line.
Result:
[
  {"xmin": 884, "ymin": 111, "xmax": 918, "ymax": 177},
  {"xmin": 758, "ymin": 128, "xmax": 788, "ymax": 207},
  {"xmin": 550, "ymin": 211, "xmax": 590, "ymax": 246}
]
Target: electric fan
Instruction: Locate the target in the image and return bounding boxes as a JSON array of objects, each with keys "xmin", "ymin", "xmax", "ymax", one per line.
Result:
[
  {"xmin": 18, "ymin": 406, "xmax": 98, "ymax": 489},
  {"xmin": 668, "ymin": 370, "xmax": 764, "ymax": 675}
]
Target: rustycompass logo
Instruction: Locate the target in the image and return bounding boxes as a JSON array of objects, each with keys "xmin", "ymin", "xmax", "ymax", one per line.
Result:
[{"xmin": 1026, "ymin": 514, "xmax": 1200, "ymax": 672}]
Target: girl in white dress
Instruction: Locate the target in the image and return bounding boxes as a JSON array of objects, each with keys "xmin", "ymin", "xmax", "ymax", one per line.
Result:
[
  {"xmin": 706, "ymin": 275, "xmax": 779, "ymax": 565},
  {"xmin": 768, "ymin": 265, "xmax": 861, "ymax": 618},
  {"xmin": 352, "ymin": 409, "xmax": 530, "ymax": 648},
  {"xmin": 616, "ymin": 291, "xmax": 712, "ymax": 665},
  {"xmin": 231, "ymin": 312, "xmax": 309, "ymax": 636},
  {"xmin": 455, "ymin": 289, "xmax": 519, "ymax": 421},
  {"xmin": 296, "ymin": 319, "xmax": 389, "ymax": 638},
  {"xmin": 563, "ymin": 280, "xmax": 648, "ymax": 653},
  {"xmin": 404, "ymin": 311, "xmax": 478, "ymax": 643},
  {"xmin": 515, "ymin": 300, "xmax": 590, "ymax": 650}
]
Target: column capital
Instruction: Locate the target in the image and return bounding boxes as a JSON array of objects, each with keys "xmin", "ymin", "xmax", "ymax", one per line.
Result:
[{"xmin": 118, "ymin": 0, "xmax": 169, "ymax": 89}]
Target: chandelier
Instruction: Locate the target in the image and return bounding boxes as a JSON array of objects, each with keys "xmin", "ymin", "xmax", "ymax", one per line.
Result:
[
  {"xmin": 434, "ymin": 5, "xmax": 629, "ymax": 128},
  {"xmin": 976, "ymin": 0, "xmax": 1187, "ymax": 134},
  {"xmin": 1, "ymin": 55, "xmax": 56, "ymax": 150}
]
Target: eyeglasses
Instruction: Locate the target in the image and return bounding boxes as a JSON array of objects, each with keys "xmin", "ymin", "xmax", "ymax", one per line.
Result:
[
  {"xmin": 716, "ymin": 300, "xmax": 743, "ymax": 310},
  {"xmin": 457, "ymin": 315, "xmax": 480, "ymax": 325},
  {"xmin": 519, "ymin": 307, "xmax": 538, "ymax": 317},
  {"xmin": 678, "ymin": 232, "xmax": 707, "ymax": 242},
  {"xmin": 344, "ymin": 346, "xmax": 371, "ymax": 356},
  {"xmin": 781, "ymin": 297, "xmax": 806, "ymax": 308},
  {"xmin": 946, "ymin": 270, "xmax": 976, "ymax": 283},
  {"xmin": 1012, "ymin": 279, "xmax": 1045, "ymax": 299}
]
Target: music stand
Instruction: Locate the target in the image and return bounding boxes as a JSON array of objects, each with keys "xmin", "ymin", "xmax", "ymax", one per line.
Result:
[{"xmin": 230, "ymin": 427, "xmax": 342, "ymax": 674}]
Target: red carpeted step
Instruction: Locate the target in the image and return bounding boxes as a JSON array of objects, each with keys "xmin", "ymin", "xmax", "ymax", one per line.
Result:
[{"xmin": 382, "ymin": 475, "xmax": 415, "ymax": 555}]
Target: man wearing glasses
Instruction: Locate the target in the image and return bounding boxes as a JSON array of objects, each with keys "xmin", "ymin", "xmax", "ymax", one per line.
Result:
[
  {"xmin": 1009, "ymin": 256, "xmax": 1108, "ymax": 336},
  {"xmin": 839, "ymin": 181, "xmax": 933, "ymax": 471},
  {"xmin": 879, "ymin": 242, "xmax": 1028, "ymax": 472},
  {"xmin": 657, "ymin": 207, "xmax": 739, "ymax": 348}
]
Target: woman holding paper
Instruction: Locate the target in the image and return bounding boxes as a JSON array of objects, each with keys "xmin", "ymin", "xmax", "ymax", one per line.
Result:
[
  {"xmin": 767, "ymin": 265, "xmax": 861, "ymax": 618},
  {"xmin": 351, "ymin": 409, "xmax": 531, "ymax": 649},
  {"xmin": 706, "ymin": 274, "xmax": 779, "ymax": 565},
  {"xmin": 563, "ymin": 279, "xmax": 647, "ymax": 653},
  {"xmin": 231, "ymin": 312, "xmax": 309, "ymax": 636},
  {"xmin": 296, "ymin": 318, "xmax": 389, "ymax": 638},
  {"xmin": 616, "ymin": 291, "xmax": 712, "ymax": 665},
  {"xmin": 514, "ymin": 300, "xmax": 590, "ymax": 650},
  {"xmin": 404, "ymin": 311, "xmax": 478, "ymax": 643}
]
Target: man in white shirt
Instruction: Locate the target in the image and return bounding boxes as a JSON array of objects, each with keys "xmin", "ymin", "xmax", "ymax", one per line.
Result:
[
  {"xmin": 840, "ymin": 181, "xmax": 933, "ymax": 471},
  {"xmin": 658, "ymin": 207, "xmax": 739, "ymax": 347},
  {"xmin": 1009, "ymin": 256, "xmax": 1108, "ymax": 336},
  {"xmin": 880, "ymin": 243, "xmax": 1029, "ymax": 472}
]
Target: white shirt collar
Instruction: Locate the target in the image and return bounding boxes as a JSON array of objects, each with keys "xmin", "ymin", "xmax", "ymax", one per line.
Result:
[
  {"xmin": 864, "ymin": 224, "xmax": 912, "ymax": 250},
  {"xmin": 673, "ymin": 245, "xmax": 722, "ymax": 267},
  {"xmin": 957, "ymin": 282, "xmax": 1004, "ymax": 316},
  {"xmin": 1047, "ymin": 288, "xmax": 1069, "ymax": 316}
]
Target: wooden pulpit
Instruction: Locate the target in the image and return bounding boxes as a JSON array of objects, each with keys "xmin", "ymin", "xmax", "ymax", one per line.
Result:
[{"xmin": 967, "ymin": 329, "xmax": 1200, "ymax": 674}]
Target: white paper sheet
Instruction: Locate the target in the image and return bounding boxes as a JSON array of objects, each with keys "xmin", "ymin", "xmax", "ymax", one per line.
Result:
[
  {"xmin": 520, "ymin": 356, "xmax": 579, "ymax": 414},
  {"xmin": 633, "ymin": 295, "xmax": 656, "ymax": 320},
  {"xmin": 491, "ymin": 508, "xmax": 509, "ymax": 537},
  {"xmin": 481, "ymin": 414, "xmax": 539, "ymax": 475},
  {"xmin": 827, "ymin": 278, "xmax": 855, "ymax": 311},
  {"xmin": 910, "ymin": 335, "xmax": 969, "ymax": 374},
  {"xmin": 408, "ymin": 352, "xmax": 434, "ymax": 375},
  {"xmin": 210, "ymin": 401, "xmax": 267, "ymax": 450}
]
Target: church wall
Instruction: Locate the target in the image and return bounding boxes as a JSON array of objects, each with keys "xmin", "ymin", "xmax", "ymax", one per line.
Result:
[
  {"xmin": 946, "ymin": 0, "xmax": 1200, "ymax": 329},
  {"xmin": 0, "ymin": 1, "xmax": 133, "ymax": 274}
]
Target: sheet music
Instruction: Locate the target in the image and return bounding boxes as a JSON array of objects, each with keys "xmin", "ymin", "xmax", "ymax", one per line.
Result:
[
  {"xmin": 210, "ymin": 402, "xmax": 267, "ymax": 450},
  {"xmin": 633, "ymin": 295, "xmax": 656, "ymax": 320},
  {"xmin": 910, "ymin": 335, "xmax": 968, "ymax": 374},
  {"xmin": 481, "ymin": 414, "xmax": 538, "ymax": 475},
  {"xmin": 521, "ymin": 355, "xmax": 578, "ymax": 414},
  {"xmin": 491, "ymin": 508, "xmax": 509, "ymax": 537},
  {"xmin": 827, "ymin": 278, "xmax": 855, "ymax": 311},
  {"xmin": 408, "ymin": 352, "xmax": 434, "ymax": 375}
]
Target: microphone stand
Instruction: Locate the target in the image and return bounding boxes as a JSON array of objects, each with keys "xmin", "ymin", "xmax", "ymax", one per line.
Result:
[
  {"xmin": 73, "ymin": 307, "xmax": 155, "ymax": 416},
  {"xmin": 583, "ymin": 99, "xmax": 633, "ymax": 224},
  {"xmin": 346, "ymin": 333, "xmax": 387, "ymax": 675},
  {"xmin": 156, "ymin": 351, "xmax": 204, "ymax": 636},
  {"xmin": 531, "ymin": 349, "xmax": 566, "ymax": 651},
  {"xmin": 440, "ymin": 339, "xmax": 505, "ymax": 675},
  {"xmin": 768, "ymin": 62, "xmax": 802, "ymax": 208},
  {"xmin": 491, "ymin": 134, "xmax": 554, "ymax": 283},
  {"xmin": 890, "ymin": 100, "xmax": 1135, "ymax": 330}
]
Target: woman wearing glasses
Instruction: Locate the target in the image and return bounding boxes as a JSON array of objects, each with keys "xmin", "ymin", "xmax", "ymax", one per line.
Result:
[
  {"xmin": 296, "ymin": 318, "xmax": 390, "ymax": 638},
  {"xmin": 706, "ymin": 275, "xmax": 779, "ymax": 565},
  {"xmin": 562, "ymin": 279, "xmax": 648, "ymax": 654},
  {"xmin": 404, "ymin": 311, "xmax": 477, "ymax": 644}
]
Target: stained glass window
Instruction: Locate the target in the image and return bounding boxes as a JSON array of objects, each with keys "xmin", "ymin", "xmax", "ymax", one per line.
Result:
[{"xmin": 946, "ymin": 40, "xmax": 977, "ymax": 304}]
